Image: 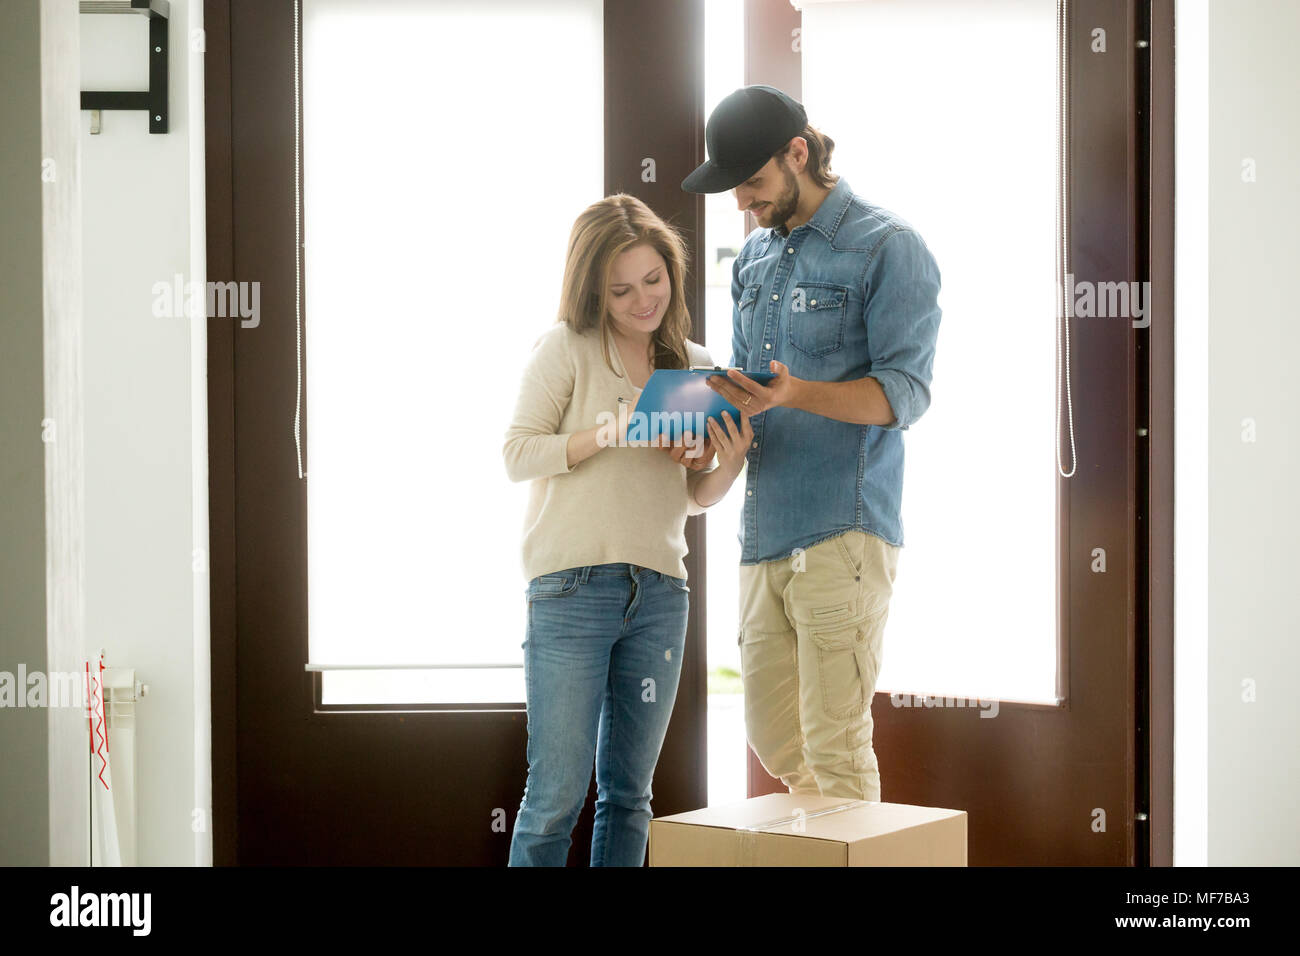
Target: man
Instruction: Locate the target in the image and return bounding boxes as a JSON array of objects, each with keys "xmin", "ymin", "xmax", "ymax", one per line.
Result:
[{"xmin": 680, "ymin": 84, "xmax": 942, "ymax": 802}]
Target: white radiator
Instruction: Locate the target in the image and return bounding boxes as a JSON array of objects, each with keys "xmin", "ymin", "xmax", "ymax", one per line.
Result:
[{"xmin": 88, "ymin": 654, "xmax": 147, "ymax": 867}]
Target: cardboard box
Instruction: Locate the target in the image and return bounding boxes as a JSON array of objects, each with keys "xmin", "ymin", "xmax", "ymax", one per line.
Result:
[{"xmin": 649, "ymin": 793, "xmax": 967, "ymax": 866}]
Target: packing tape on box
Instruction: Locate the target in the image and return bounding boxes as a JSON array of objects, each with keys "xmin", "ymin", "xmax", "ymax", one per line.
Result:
[{"xmin": 734, "ymin": 799, "xmax": 874, "ymax": 866}]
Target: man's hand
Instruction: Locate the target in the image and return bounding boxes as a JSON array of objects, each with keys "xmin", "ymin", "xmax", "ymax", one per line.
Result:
[{"xmin": 705, "ymin": 360, "xmax": 798, "ymax": 415}]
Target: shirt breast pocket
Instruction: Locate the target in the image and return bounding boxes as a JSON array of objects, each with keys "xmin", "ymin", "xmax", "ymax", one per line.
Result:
[{"xmin": 787, "ymin": 282, "xmax": 849, "ymax": 358}]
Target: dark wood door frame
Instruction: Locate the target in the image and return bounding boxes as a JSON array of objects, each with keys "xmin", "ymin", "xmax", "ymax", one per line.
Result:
[
  {"xmin": 1144, "ymin": 0, "xmax": 1175, "ymax": 869},
  {"xmin": 741, "ymin": 0, "xmax": 1175, "ymax": 866},
  {"xmin": 206, "ymin": 0, "xmax": 709, "ymax": 865}
]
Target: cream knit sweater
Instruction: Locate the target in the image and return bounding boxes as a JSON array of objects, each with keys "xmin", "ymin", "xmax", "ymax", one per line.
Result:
[{"xmin": 503, "ymin": 322, "xmax": 719, "ymax": 582}]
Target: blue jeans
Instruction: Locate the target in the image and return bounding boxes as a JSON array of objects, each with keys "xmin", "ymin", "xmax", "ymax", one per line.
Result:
[{"xmin": 508, "ymin": 563, "xmax": 690, "ymax": 867}]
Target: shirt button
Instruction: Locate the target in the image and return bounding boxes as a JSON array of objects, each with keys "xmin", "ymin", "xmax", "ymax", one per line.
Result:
[
  {"xmin": 746, "ymin": 490, "xmax": 753, "ymax": 496},
  {"xmin": 786, "ymin": 247, "xmax": 794, "ymax": 254},
  {"xmin": 764, "ymin": 343, "xmax": 771, "ymax": 349},
  {"xmin": 771, "ymin": 294, "xmax": 779, "ymax": 300},
  {"xmin": 751, "ymin": 441, "xmax": 758, "ymax": 448},
  {"xmin": 810, "ymin": 299, "xmax": 817, "ymax": 306}
]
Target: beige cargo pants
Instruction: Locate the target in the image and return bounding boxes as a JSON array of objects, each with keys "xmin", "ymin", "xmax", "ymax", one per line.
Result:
[{"xmin": 738, "ymin": 530, "xmax": 900, "ymax": 802}]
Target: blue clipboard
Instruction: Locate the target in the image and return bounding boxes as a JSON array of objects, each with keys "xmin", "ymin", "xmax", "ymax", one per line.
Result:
[{"xmin": 629, "ymin": 366, "xmax": 776, "ymax": 442}]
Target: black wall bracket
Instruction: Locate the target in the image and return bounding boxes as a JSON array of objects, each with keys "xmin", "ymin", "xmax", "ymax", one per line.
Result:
[{"xmin": 79, "ymin": 0, "xmax": 170, "ymax": 134}]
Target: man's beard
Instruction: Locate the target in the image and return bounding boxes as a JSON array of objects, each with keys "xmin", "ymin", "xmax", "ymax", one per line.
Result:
[{"xmin": 769, "ymin": 163, "xmax": 800, "ymax": 231}]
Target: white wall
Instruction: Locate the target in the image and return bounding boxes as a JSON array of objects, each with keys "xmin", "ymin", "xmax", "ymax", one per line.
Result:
[
  {"xmin": 1202, "ymin": 0, "xmax": 1300, "ymax": 865},
  {"xmin": 0, "ymin": 0, "xmax": 93, "ymax": 869},
  {"xmin": 1177, "ymin": 0, "xmax": 1300, "ymax": 866},
  {"xmin": 0, "ymin": 0, "xmax": 87, "ymax": 868},
  {"xmin": 43, "ymin": 0, "xmax": 91, "ymax": 870},
  {"xmin": 1173, "ymin": 0, "xmax": 1209, "ymax": 868},
  {"xmin": 80, "ymin": 0, "xmax": 210, "ymax": 866}
]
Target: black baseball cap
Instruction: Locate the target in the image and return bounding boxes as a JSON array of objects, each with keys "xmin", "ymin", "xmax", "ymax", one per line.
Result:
[{"xmin": 681, "ymin": 84, "xmax": 808, "ymax": 193}]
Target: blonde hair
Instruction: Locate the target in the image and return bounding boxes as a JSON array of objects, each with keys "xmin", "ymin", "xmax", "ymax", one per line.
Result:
[{"xmin": 555, "ymin": 193, "xmax": 693, "ymax": 374}]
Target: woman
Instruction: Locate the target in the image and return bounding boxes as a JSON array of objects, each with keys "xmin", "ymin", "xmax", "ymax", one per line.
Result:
[{"xmin": 502, "ymin": 194, "xmax": 752, "ymax": 866}]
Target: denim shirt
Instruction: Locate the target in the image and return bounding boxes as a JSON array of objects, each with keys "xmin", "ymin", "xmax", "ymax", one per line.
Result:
[{"xmin": 729, "ymin": 175, "xmax": 942, "ymax": 564}]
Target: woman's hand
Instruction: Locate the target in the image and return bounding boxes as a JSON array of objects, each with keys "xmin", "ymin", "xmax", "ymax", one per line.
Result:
[
  {"xmin": 681, "ymin": 410, "xmax": 753, "ymax": 509},
  {"xmin": 661, "ymin": 430, "xmax": 715, "ymax": 470},
  {"xmin": 706, "ymin": 409, "xmax": 753, "ymax": 477}
]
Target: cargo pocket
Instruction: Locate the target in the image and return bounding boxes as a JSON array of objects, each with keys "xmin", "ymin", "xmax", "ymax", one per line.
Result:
[{"xmin": 810, "ymin": 610, "xmax": 884, "ymax": 720}]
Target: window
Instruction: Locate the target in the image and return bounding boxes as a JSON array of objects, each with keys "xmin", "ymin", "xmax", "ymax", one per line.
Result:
[
  {"xmin": 799, "ymin": 0, "xmax": 1059, "ymax": 702},
  {"xmin": 301, "ymin": 0, "xmax": 604, "ymax": 705}
]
